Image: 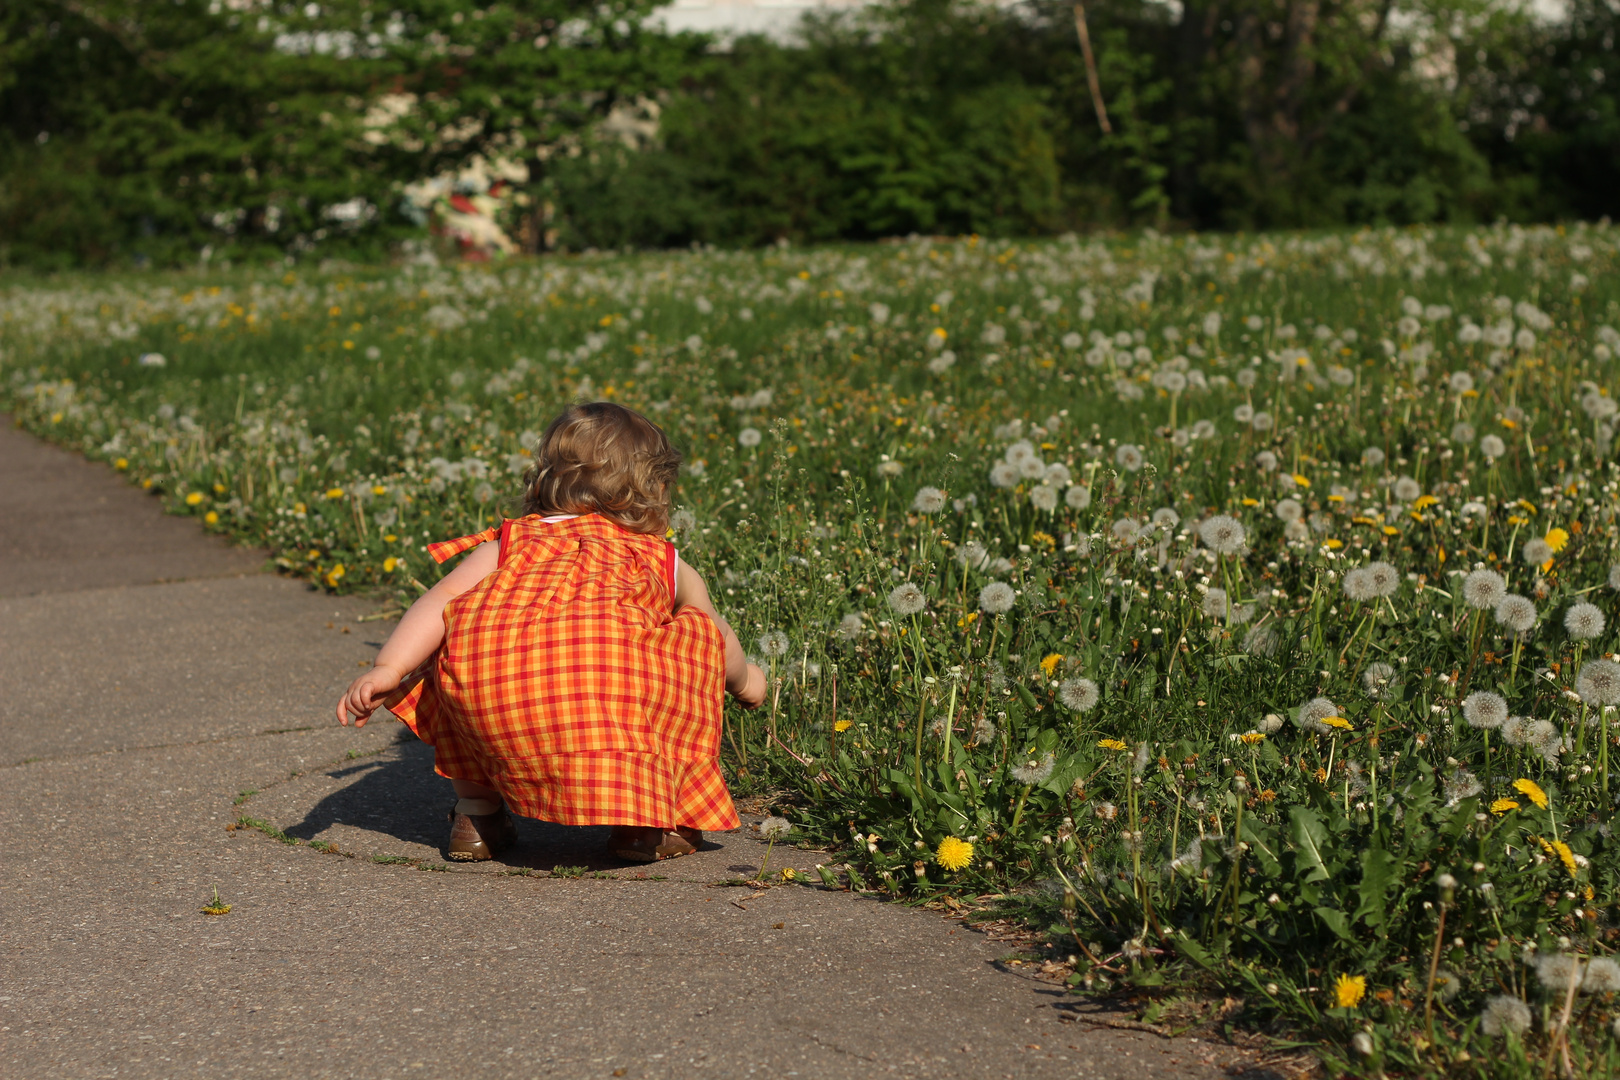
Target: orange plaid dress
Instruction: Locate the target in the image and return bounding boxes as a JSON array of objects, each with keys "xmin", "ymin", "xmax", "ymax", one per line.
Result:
[{"xmin": 384, "ymin": 513, "xmax": 738, "ymax": 832}]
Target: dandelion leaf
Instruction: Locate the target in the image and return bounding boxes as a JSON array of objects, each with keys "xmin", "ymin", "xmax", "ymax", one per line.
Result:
[
  {"xmin": 1312, "ymin": 906, "xmax": 1352, "ymax": 941},
  {"xmin": 1289, "ymin": 805, "xmax": 1334, "ymax": 883},
  {"xmin": 1352, "ymin": 845, "xmax": 1401, "ymax": 932}
]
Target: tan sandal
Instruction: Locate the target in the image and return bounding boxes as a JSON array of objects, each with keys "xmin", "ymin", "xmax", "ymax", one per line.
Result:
[
  {"xmin": 609, "ymin": 825, "xmax": 702, "ymax": 862},
  {"xmin": 447, "ymin": 800, "xmax": 517, "ymax": 861}
]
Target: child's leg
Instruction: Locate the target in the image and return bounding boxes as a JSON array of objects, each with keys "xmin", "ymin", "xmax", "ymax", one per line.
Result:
[{"xmin": 451, "ymin": 778, "xmax": 501, "ymax": 804}]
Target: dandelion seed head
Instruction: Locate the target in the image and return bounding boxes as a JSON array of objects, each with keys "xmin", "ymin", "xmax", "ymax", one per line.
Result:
[
  {"xmin": 1522, "ymin": 538, "xmax": 1553, "ymax": 566},
  {"xmin": 1065, "ymin": 484, "xmax": 1092, "ymax": 510},
  {"xmin": 1115, "ymin": 444, "xmax": 1144, "ymax": 472},
  {"xmin": 1536, "ymin": 954, "xmax": 1583, "ymax": 994},
  {"xmin": 1111, "ymin": 517, "xmax": 1142, "ymax": 545},
  {"xmin": 912, "ymin": 486, "xmax": 947, "ymax": 514},
  {"xmin": 1499, "ymin": 715, "xmax": 1532, "ymax": 747},
  {"xmin": 1362, "ymin": 662, "xmax": 1398, "ymax": 701},
  {"xmin": 758, "ymin": 630, "xmax": 790, "ymax": 658},
  {"xmin": 1366, "ymin": 561, "xmax": 1399, "ymax": 597},
  {"xmin": 1361, "ymin": 446, "xmax": 1385, "ymax": 467},
  {"xmin": 989, "ymin": 461, "xmax": 1019, "ymax": 488},
  {"xmin": 1463, "ymin": 569, "xmax": 1507, "ymax": 609},
  {"xmin": 1462, "ymin": 691, "xmax": 1508, "ymax": 729},
  {"xmin": 1444, "ymin": 770, "xmax": 1483, "ymax": 806},
  {"xmin": 887, "ymin": 582, "xmax": 926, "ymax": 616},
  {"xmin": 1480, "ymin": 434, "xmax": 1506, "ymax": 458},
  {"xmin": 1394, "ymin": 476, "xmax": 1422, "ymax": 501},
  {"xmin": 1480, "ymin": 994, "xmax": 1532, "ymax": 1037},
  {"xmin": 738, "ymin": 427, "xmax": 762, "ymax": 448},
  {"xmin": 1244, "ymin": 625, "xmax": 1281, "ymax": 658},
  {"xmin": 1295, "ymin": 696, "xmax": 1342, "ymax": 734},
  {"xmin": 758, "ymin": 816, "xmax": 793, "ymax": 840},
  {"xmin": 1582, "ymin": 957, "xmax": 1620, "ymax": 994},
  {"xmin": 1609, "ymin": 564, "xmax": 1620, "ymax": 591},
  {"xmin": 1059, "ymin": 677, "xmax": 1099, "ymax": 712},
  {"xmin": 1274, "ymin": 498, "xmax": 1304, "ymax": 522},
  {"xmin": 1494, "ymin": 594, "xmax": 1537, "ymax": 634},
  {"xmin": 1565, "ymin": 602, "xmax": 1605, "ymax": 640},
  {"xmin": 1199, "ymin": 514, "xmax": 1246, "ymax": 555},
  {"xmin": 979, "ymin": 581, "xmax": 1016, "ymax": 615},
  {"xmin": 1342, "ymin": 568, "xmax": 1375, "ymax": 602},
  {"xmin": 1576, "ymin": 658, "xmax": 1620, "ymax": 706},
  {"xmin": 1030, "ymin": 484, "xmax": 1059, "ymax": 512},
  {"xmin": 1010, "ymin": 752, "xmax": 1055, "ymax": 785},
  {"xmin": 837, "ymin": 613, "xmax": 864, "ymax": 641},
  {"xmin": 1254, "ymin": 450, "xmax": 1278, "ymax": 472}
]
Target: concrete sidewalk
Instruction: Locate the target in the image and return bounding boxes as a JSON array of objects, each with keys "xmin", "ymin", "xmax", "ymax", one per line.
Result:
[{"xmin": 0, "ymin": 419, "xmax": 1244, "ymax": 1080}]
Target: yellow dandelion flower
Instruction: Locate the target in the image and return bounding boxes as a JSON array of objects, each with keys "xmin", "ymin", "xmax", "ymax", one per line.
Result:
[
  {"xmin": 1544, "ymin": 527, "xmax": 1569, "ymax": 553},
  {"xmin": 1333, "ymin": 973, "xmax": 1366, "ymax": 1009},
  {"xmin": 1490, "ymin": 798, "xmax": 1520, "ymax": 815},
  {"xmin": 1315, "ymin": 767, "xmax": 1329, "ymax": 784},
  {"xmin": 1413, "ymin": 495, "xmax": 1439, "ymax": 510},
  {"xmin": 114, "ymin": 457, "xmax": 129, "ymax": 470},
  {"xmin": 1382, "ymin": 525, "xmax": 1400, "ymax": 536},
  {"xmin": 1292, "ymin": 473, "xmax": 1311, "ymax": 488},
  {"xmin": 372, "ymin": 485, "xmax": 388, "ymax": 497},
  {"xmin": 1241, "ymin": 497, "xmax": 1260, "ymax": 507},
  {"xmin": 1552, "ymin": 839, "xmax": 1578, "ymax": 876},
  {"xmin": 936, "ymin": 836, "xmax": 974, "ymax": 872},
  {"xmin": 213, "ymin": 482, "xmax": 227, "ymax": 494},
  {"xmin": 382, "ymin": 557, "xmax": 399, "ymax": 573},
  {"xmin": 1513, "ymin": 778, "xmax": 1549, "ymax": 809},
  {"xmin": 1240, "ymin": 732, "xmax": 1267, "ymax": 745},
  {"xmin": 834, "ymin": 719, "xmax": 853, "ymax": 733},
  {"xmin": 383, "ymin": 534, "xmax": 398, "ymax": 543},
  {"xmin": 1040, "ymin": 653, "xmax": 1063, "ymax": 677},
  {"xmin": 326, "ymin": 487, "xmax": 345, "ymax": 500},
  {"xmin": 1321, "ymin": 716, "xmax": 1354, "ymax": 731},
  {"xmin": 1097, "ymin": 738, "xmax": 1130, "ymax": 752},
  {"xmin": 204, "ymin": 511, "xmax": 219, "ymax": 525},
  {"xmin": 184, "ymin": 492, "xmax": 204, "ymax": 506}
]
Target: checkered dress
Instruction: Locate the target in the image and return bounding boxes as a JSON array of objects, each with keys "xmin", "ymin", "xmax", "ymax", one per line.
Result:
[{"xmin": 385, "ymin": 513, "xmax": 738, "ymax": 831}]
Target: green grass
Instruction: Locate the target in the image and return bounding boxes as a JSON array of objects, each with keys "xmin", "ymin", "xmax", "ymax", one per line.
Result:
[{"xmin": 8, "ymin": 226, "xmax": 1620, "ymax": 1076}]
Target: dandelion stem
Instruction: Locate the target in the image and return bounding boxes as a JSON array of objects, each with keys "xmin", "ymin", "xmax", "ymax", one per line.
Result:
[{"xmin": 1422, "ymin": 902, "xmax": 1447, "ymax": 1048}]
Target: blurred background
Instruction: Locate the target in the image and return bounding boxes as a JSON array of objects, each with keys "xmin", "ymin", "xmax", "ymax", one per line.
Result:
[{"xmin": 2, "ymin": 0, "xmax": 1616, "ymax": 268}]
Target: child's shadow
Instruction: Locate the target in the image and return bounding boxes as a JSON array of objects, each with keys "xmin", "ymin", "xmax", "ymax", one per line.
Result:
[{"xmin": 285, "ymin": 736, "xmax": 732, "ymax": 871}]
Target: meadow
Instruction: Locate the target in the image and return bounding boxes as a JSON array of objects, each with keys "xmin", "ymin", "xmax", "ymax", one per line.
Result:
[{"xmin": 5, "ymin": 225, "xmax": 1620, "ymax": 1076}]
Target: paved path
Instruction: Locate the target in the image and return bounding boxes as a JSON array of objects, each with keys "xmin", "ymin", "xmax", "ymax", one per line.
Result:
[{"xmin": 0, "ymin": 419, "xmax": 1242, "ymax": 1080}]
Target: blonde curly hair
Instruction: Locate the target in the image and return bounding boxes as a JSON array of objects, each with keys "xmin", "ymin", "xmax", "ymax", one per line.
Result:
[{"xmin": 521, "ymin": 402, "xmax": 680, "ymax": 535}]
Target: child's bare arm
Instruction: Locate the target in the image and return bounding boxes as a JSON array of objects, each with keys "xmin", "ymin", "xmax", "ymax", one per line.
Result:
[
  {"xmin": 337, "ymin": 541, "xmax": 501, "ymax": 727},
  {"xmin": 674, "ymin": 561, "xmax": 766, "ymax": 708}
]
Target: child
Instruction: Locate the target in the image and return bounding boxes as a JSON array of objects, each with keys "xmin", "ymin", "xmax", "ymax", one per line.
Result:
[{"xmin": 336, "ymin": 402, "xmax": 766, "ymax": 862}]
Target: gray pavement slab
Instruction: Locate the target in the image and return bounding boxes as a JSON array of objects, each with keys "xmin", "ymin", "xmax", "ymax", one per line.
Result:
[
  {"xmin": 0, "ymin": 425, "xmax": 1246, "ymax": 1079},
  {"xmin": 0, "ymin": 416, "xmax": 267, "ymax": 598}
]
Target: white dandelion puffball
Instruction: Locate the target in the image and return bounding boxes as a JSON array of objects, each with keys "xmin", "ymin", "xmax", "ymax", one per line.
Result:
[
  {"xmin": 1342, "ymin": 568, "xmax": 1374, "ymax": 602},
  {"xmin": 1462, "ymin": 569, "xmax": 1507, "ymax": 610},
  {"xmin": 1201, "ymin": 588, "xmax": 1231, "ymax": 620},
  {"xmin": 1451, "ymin": 421, "xmax": 1476, "ymax": 444},
  {"xmin": 1065, "ymin": 484, "xmax": 1092, "ymax": 511},
  {"xmin": 956, "ymin": 541, "xmax": 990, "ymax": 571},
  {"xmin": 1565, "ymin": 602, "xmax": 1606, "ymax": 641},
  {"xmin": 927, "ymin": 351, "xmax": 956, "ymax": 374},
  {"xmin": 989, "ymin": 461, "xmax": 1019, "ymax": 488},
  {"xmin": 1251, "ymin": 411, "xmax": 1273, "ymax": 431},
  {"xmin": 1536, "ymin": 954, "xmax": 1582, "ymax": 994},
  {"xmin": 1274, "ymin": 498, "xmax": 1304, "ymax": 522},
  {"xmin": 1045, "ymin": 462, "xmax": 1072, "ymax": 487},
  {"xmin": 1198, "ymin": 515, "xmax": 1246, "ymax": 555},
  {"xmin": 1583, "ymin": 958, "xmax": 1620, "ymax": 994},
  {"xmin": 1059, "ymin": 678, "xmax": 1099, "ymax": 712},
  {"xmin": 1479, "ymin": 434, "xmax": 1506, "ymax": 458},
  {"xmin": 758, "ymin": 630, "xmax": 790, "ymax": 657},
  {"xmin": 837, "ymin": 613, "xmax": 864, "ymax": 641},
  {"xmin": 758, "ymin": 816, "xmax": 793, "ymax": 839},
  {"xmin": 1010, "ymin": 752, "xmax": 1056, "ymax": 785},
  {"xmin": 887, "ymin": 582, "xmax": 926, "ymax": 616},
  {"xmin": 1362, "ymin": 662, "xmax": 1398, "ymax": 701},
  {"xmin": 1493, "ymin": 594, "xmax": 1537, "ymax": 634},
  {"xmin": 1115, "ymin": 444, "xmax": 1145, "ymax": 472},
  {"xmin": 875, "ymin": 460, "xmax": 903, "ymax": 479},
  {"xmin": 1576, "ymin": 658, "xmax": 1620, "ymax": 705},
  {"xmin": 1499, "ymin": 715, "xmax": 1531, "ymax": 747},
  {"xmin": 669, "ymin": 508, "xmax": 696, "ymax": 533},
  {"xmin": 1294, "ymin": 696, "xmax": 1341, "ymax": 735},
  {"xmin": 912, "ymin": 486, "xmax": 947, "ymax": 514},
  {"xmin": 1027, "ymin": 485, "xmax": 1056, "ymax": 512},
  {"xmin": 1361, "ymin": 446, "xmax": 1385, "ymax": 467},
  {"xmin": 1151, "ymin": 507, "xmax": 1180, "ymax": 529},
  {"xmin": 1111, "ymin": 517, "xmax": 1142, "ymax": 545},
  {"xmin": 1365, "ymin": 561, "xmax": 1400, "ymax": 597},
  {"xmin": 1521, "ymin": 538, "xmax": 1553, "ymax": 566},
  {"xmin": 1480, "ymin": 994, "xmax": 1532, "ymax": 1037},
  {"xmin": 1018, "ymin": 457, "xmax": 1047, "ymax": 480},
  {"xmin": 1254, "ymin": 450, "xmax": 1278, "ymax": 472},
  {"xmin": 738, "ymin": 427, "xmax": 762, "ymax": 448},
  {"xmin": 979, "ymin": 581, "xmax": 1016, "ymax": 615},
  {"xmin": 1610, "ymin": 564, "xmax": 1620, "ymax": 591},
  {"xmin": 1394, "ymin": 476, "xmax": 1422, "ymax": 501},
  {"xmin": 1461, "ymin": 691, "xmax": 1508, "ymax": 730},
  {"xmin": 137, "ymin": 352, "xmax": 167, "ymax": 367},
  {"xmin": 1448, "ymin": 370, "xmax": 1475, "ymax": 393}
]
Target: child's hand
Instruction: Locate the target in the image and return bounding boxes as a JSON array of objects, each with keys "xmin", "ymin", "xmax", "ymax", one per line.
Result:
[
  {"xmin": 732, "ymin": 663, "xmax": 768, "ymax": 710},
  {"xmin": 337, "ymin": 664, "xmax": 402, "ymax": 728}
]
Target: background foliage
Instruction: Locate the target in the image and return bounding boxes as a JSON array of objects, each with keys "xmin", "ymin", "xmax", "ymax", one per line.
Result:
[{"xmin": 2, "ymin": 0, "xmax": 1618, "ymax": 266}]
